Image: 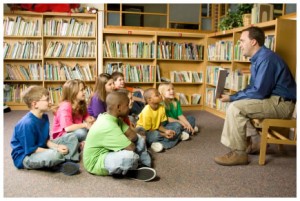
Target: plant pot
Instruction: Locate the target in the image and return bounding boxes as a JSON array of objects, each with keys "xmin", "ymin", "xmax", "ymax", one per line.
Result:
[{"xmin": 243, "ymin": 14, "xmax": 252, "ymax": 27}]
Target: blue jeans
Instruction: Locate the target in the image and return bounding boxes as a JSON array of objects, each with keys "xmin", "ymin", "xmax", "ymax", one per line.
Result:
[
  {"xmin": 137, "ymin": 122, "xmax": 182, "ymax": 149},
  {"xmin": 104, "ymin": 134, "xmax": 151, "ymax": 175},
  {"xmin": 68, "ymin": 128, "xmax": 88, "ymax": 142},
  {"xmin": 22, "ymin": 133, "xmax": 80, "ymax": 169},
  {"xmin": 182, "ymin": 115, "xmax": 196, "ymax": 134}
]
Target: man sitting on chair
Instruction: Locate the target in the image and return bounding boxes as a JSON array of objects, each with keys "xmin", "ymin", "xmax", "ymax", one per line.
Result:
[{"xmin": 214, "ymin": 26, "xmax": 296, "ymax": 166}]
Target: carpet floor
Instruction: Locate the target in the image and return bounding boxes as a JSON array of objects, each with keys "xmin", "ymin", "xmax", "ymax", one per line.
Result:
[{"xmin": 3, "ymin": 110, "xmax": 297, "ymax": 197}]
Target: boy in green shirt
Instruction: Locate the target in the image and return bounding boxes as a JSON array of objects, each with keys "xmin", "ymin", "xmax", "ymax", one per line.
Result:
[{"xmin": 83, "ymin": 91, "xmax": 156, "ymax": 181}]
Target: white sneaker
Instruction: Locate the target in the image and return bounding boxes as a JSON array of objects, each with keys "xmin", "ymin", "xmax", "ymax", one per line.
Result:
[
  {"xmin": 194, "ymin": 126, "xmax": 199, "ymax": 133},
  {"xmin": 180, "ymin": 131, "xmax": 190, "ymax": 141},
  {"xmin": 151, "ymin": 142, "xmax": 164, "ymax": 153}
]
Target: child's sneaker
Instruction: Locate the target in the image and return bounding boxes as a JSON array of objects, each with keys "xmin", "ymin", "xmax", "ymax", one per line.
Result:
[
  {"xmin": 151, "ymin": 142, "xmax": 164, "ymax": 153},
  {"xmin": 194, "ymin": 126, "xmax": 199, "ymax": 133},
  {"xmin": 180, "ymin": 131, "xmax": 190, "ymax": 141},
  {"xmin": 125, "ymin": 167, "xmax": 156, "ymax": 182},
  {"xmin": 59, "ymin": 161, "xmax": 80, "ymax": 176}
]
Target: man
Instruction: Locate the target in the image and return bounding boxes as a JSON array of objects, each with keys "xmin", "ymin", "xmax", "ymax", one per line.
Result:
[{"xmin": 214, "ymin": 26, "xmax": 296, "ymax": 166}]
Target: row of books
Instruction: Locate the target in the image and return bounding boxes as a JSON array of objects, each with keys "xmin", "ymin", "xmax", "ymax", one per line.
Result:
[
  {"xmin": 233, "ymin": 40, "xmax": 249, "ymax": 61},
  {"xmin": 205, "ymin": 87, "xmax": 230, "ymax": 111},
  {"xmin": 4, "ymin": 83, "xmax": 202, "ymax": 106},
  {"xmin": 157, "ymin": 42, "xmax": 204, "ymax": 60},
  {"xmin": 176, "ymin": 93, "xmax": 202, "ymax": 105},
  {"xmin": 234, "ymin": 35, "xmax": 275, "ymax": 61},
  {"xmin": 105, "ymin": 63, "xmax": 155, "ymax": 83},
  {"xmin": 45, "ymin": 40, "xmax": 96, "ymax": 58},
  {"xmin": 4, "ymin": 41, "xmax": 42, "ymax": 59},
  {"xmin": 104, "ymin": 40, "xmax": 155, "ymax": 59},
  {"xmin": 47, "ymin": 86, "xmax": 92, "ymax": 104},
  {"xmin": 4, "ymin": 16, "xmax": 41, "ymax": 36},
  {"xmin": 207, "ymin": 40, "xmax": 233, "ymax": 61},
  {"xmin": 44, "ymin": 63, "xmax": 95, "ymax": 81},
  {"xmin": 44, "ymin": 18, "xmax": 95, "ymax": 37},
  {"xmin": 5, "ymin": 62, "xmax": 96, "ymax": 82},
  {"xmin": 5, "ymin": 63, "xmax": 42, "ymax": 81},
  {"xmin": 264, "ymin": 35, "xmax": 275, "ymax": 51},
  {"xmin": 4, "ymin": 84, "xmax": 28, "ymax": 103},
  {"xmin": 206, "ymin": 66, "xmax": 250, "ymax": 91},
  {"xmin": 170, "ymin": 71, "xmax": 203, "ymax": 83},
  {"xmin": 226, "ymin": 68, "xmax": 251, "ymax": 91},
  {"xmin": 4, "ymin": 84, "xmax": 93, "ymax": 104}
]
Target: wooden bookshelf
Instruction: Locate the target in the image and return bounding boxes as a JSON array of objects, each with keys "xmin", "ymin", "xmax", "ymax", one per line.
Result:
[
  {"xmin": 204, "ymin": 18, "xmax": 296, "ymax": 118},
  {"xmin": 4, "ymin": 11, "xmax": 98, "ymax": 110},
  {"xmin": 102, "ymin": 28, "xmax": 205, "ymax": 109}
]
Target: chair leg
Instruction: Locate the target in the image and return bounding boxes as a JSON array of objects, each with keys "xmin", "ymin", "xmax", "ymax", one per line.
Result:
[{"xmin": 259, "ymin": 129, "xmax": 268, "ymax": 165}]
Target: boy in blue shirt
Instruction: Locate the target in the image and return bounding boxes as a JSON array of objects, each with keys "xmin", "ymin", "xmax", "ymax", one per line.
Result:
[{"xmin": 10, "ymin": 85, "xmax": 80, "ymax": 176}]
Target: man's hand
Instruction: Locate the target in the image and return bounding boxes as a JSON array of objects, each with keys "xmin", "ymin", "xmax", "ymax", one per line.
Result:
[{"xmin": 220, "ymin": 94, "xmax": 230, "ymax": 102}]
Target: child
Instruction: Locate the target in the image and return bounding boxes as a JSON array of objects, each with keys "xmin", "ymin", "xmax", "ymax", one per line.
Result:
[
  {"xmin": 136, "ymin": 88, "xmax": 189, "ymax": 153},
  {"xmin": 52, "ymin": 79, "xmax": 95, "ymax": 142},
  {"xmin": 111, "ymin": 71, "xmax": 145, "ymax": 115},
  {"xmin": 83, "ymin": 91, "xmax": 156, "ymax": 182},
  {"xmin": 158, "ymin": 83, "xmax": 198, "ymax": 135},
  {"xmin": 87, "ymin": 73, "xmax": 115, "ymax": 118},
  {"xmin": 10, "ymin": 85, "xmax": 80, "ymax": 176},
  {"xmin": 116, "ymin": 88, "xmax": 136, "ymax": 127}
]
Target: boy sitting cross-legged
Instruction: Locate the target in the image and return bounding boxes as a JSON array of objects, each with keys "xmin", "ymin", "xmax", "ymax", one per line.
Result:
[
  {"xmin": 10, "ymin": 85, "xmax": 80, "ymax": 176},
  {"xmin": 83, "ymin": 91, "xmax": 156, "ymax": 182},
  {"xmin": 136, "ymin": 88, "xmax": 189, "ymax": 153}
]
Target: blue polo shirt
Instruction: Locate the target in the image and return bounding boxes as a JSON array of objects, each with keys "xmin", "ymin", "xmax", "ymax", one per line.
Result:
[{"xmin": 230, "ymin": 46, "xmax": 296, "ymax": 102}]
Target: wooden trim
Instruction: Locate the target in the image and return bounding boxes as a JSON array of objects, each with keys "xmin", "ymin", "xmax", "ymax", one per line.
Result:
[{"xmin": 279, "ymin": 12, "xmax": 296, "ymax": 19}]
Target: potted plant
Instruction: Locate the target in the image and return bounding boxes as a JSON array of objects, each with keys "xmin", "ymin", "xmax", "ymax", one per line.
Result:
[
  {"xmin": 219, "ymin": 9, "xmax": 243, "ymax": 31},
  {"xmin": 218, "ymin": 4, "xmax": 254, "ymax": 31},
  {"xmin": 237, "ymin": 4, "xmax": 253, "ymax": 26}
]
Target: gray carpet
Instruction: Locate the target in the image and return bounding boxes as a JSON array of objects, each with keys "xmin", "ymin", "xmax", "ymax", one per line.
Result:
[{"xmin": 3, "ymin": 110, "xmax": 296, "ymax": 197}]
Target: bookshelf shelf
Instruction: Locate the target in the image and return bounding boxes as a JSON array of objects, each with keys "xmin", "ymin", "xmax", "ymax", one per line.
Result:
[
  {"xmin": 4, "ymin": 11, "xmax": 98, "ymax": 110},
  {"xmin": 157, "ymin": 59, "xmax": 203, "ymax": 62},
  {"xmin": 103, "ymin": 57, "xmax": 154, "ymax": 61}
]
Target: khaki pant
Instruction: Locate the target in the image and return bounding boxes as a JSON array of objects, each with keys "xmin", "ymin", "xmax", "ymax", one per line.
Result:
[{"xmin": 221, "ymin": 96, "xmax": 295, "ymax": 151}]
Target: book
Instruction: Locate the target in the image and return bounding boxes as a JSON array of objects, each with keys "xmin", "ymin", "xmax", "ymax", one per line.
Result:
[{"xmin": 214, "ymin": 68, "xmax": 227, "ymax": 103}]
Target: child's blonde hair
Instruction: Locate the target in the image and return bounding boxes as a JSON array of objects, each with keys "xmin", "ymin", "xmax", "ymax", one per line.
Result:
[
  {"xmin": 54, "ymin": 79, "xmax": 87, "ymax": 116},
  {"xmin": 158, "ymin": 82, "xmax": 177, "ymax": 110},
  {"xmin": 22, "ymin": 85, "xmax": 49, "ymax": 109},
  {"xmin": 94, "ymin": 73, "xmax": 112, "ymax": 102}
]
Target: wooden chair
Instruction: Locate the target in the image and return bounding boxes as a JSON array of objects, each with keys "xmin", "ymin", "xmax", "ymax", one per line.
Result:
[{"xmin": 251, "ymin": 117, "xmax": 297, "ymax": 165}]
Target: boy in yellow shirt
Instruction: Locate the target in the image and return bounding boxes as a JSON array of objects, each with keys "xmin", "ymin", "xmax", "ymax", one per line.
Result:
[{"xmin": 136, "ymin": 88, "xmax": 189, "ymax": 153}]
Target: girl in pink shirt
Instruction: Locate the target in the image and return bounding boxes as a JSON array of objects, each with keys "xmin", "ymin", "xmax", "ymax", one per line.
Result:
[{"xmin": 52, "ymin": 79, "xmax": 95, "ymax": 142}]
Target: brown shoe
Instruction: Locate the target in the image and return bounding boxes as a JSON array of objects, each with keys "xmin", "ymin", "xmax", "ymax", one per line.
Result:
[{"xmin": 214, "ymin": 151, "xmax": 248, "ymax": 166}]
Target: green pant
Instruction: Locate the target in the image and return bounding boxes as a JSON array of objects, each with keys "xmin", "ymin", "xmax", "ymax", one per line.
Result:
[{"xmin": 220, "ymin": 96, "xmax": 295, "ymax": 151}]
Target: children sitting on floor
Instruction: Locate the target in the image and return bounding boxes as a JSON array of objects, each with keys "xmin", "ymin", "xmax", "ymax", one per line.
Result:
[
  {"xmin": 83, "ymin": 91, "xmax": 156, "ymax": 182},
  {"xmin": 158, "ymin": 82, "xmax": 198, "ymax": 136},
  {"xmin": 136, "ymin": 88, "xmax": 189, "ymax": 153},
  {"xmin": 10, "ymin": 85, "xmax": 80, "ymax": 176}
]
